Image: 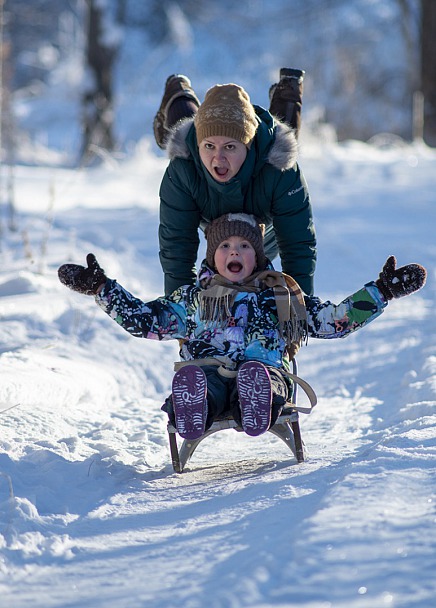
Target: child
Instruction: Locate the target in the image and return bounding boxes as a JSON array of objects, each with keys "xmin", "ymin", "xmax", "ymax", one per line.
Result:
[{"xmin": 58, "ymin": 213, "xmax": 426, "ymax": 440}]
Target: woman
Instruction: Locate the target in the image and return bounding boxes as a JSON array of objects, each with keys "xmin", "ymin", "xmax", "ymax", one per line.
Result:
[{"xmin": 154, "ymin": 73, "xmax": 316, "ymax": 296}]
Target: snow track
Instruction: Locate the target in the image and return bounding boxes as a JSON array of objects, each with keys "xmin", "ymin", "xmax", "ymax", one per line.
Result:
[{"xmin": 0, "ymin": 143, "xmax": 435, "ymax": 607}]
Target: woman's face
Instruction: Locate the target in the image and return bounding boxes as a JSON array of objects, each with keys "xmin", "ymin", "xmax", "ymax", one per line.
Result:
[{"xmin": 199, "ymin": 136, "xmax": 248, "ymax": 183}]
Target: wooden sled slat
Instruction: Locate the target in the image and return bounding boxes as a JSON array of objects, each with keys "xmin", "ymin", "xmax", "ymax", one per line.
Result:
[{"xmin": 167, "ymin": 407, "xmax": 306, "ymax": 473}]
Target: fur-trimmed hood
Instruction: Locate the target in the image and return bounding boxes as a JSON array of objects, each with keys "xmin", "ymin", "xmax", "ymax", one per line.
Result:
[{"xmin": 166, "ymin": 114, "xmax": 299, "ymax": 172}]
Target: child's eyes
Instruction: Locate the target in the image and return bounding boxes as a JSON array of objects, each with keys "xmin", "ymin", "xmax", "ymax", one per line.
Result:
[{"xmin": 219, "ymin": 242, "xmax": 251, "ymax": 249}]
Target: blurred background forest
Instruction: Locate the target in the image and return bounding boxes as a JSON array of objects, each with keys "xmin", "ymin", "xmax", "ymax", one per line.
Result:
[{"xmin": 0, "ymin": 0, "xmax": 435, "ymax": 167}]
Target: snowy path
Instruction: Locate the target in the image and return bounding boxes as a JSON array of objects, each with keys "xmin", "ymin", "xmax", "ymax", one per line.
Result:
[{"xmin": 0, "ymin": 142, "xmax": 435, "ymax": 607}]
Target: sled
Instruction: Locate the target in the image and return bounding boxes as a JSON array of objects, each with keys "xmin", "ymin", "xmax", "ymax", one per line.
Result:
[{"xmin": 166, "ymin": 360, "xmax": 314, "ymax": 473}]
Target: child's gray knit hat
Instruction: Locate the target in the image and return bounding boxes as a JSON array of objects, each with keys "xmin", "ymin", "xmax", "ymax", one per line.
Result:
[{"xmin": 205, "ymin": 213, "xmax": 266, "ymax": 270}]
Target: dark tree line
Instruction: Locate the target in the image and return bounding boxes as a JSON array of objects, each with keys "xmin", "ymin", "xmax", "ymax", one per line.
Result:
[{"xmin": 1, "ymin": 0, "xmax": 436, "ymax": 160}]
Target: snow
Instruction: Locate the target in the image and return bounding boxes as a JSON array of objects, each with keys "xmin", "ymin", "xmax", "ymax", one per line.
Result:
[
  {"xmin": 1, "ymin": 137, "xmax": 435, "ymax": 607},
  {"xmin": 1, "ymin": 8, "xmax": 436, "ymax": 606}
]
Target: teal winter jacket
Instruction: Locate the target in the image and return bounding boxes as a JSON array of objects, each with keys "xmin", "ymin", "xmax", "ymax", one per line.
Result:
[{"xmin": 159, "ymin": 107, "xmax": 317, "ymax": 296}]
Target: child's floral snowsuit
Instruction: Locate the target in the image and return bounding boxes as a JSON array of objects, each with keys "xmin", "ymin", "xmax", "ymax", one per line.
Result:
[
  {"xmin": 95, "ymin": 261, "xmax": 386, "ymax": 427},
  {"xmin": 95, "ymin": 262, "xmax": 387, "ymax": 373}
]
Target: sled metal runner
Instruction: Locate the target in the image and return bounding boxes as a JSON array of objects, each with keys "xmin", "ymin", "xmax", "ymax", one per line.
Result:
[{"xmin": 167, "ymin": 405, "xmax": 306, "ymax": 473}]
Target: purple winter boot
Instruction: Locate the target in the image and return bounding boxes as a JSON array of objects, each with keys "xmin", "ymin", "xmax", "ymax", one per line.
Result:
[
  {"xmin": 171, "ymin": 365, "xmax": 208, "ymax": 440},
  {"xmin": 237, "ymin": 361, "xmax": 272, "ymax": 436}
]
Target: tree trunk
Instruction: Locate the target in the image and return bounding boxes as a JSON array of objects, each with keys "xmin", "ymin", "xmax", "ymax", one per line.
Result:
[
  {"xmin": 82, "ymin": 0, "xmax": 117, "ymax": 163},
  {"xmin": 421, "ymin": 0, "xmax": 436, "ymax": 146}
]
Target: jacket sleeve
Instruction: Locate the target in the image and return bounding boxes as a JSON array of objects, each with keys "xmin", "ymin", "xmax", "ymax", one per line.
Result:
[
  {"xmin": 271, "ymin": 164, "xmax": 317, "ymax": 295},
  {"xmin": 95, "ymin": 279, "xmax": 188, "ymax": 340},
  {"xmin": 159, "ymin": 158, "xmax": 202, "ymax": 295},
  {"xmin": 304, "ymin": 283, "xmax": 387, "ymax": 339}
]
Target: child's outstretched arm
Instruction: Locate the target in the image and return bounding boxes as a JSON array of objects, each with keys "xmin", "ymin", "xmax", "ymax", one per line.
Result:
[
  {"xmin": 305, "ymin": 256, "xmax": 427, "ymax": 339},
  {"xmin": 58, "ymin": 254, "xmax": 187, "ymax": 340}
]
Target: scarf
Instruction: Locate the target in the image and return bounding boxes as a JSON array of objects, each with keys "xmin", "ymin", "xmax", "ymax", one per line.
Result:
[{"xmin": 198, "ymin": 270, "xmax": 308, "ymax": 357}]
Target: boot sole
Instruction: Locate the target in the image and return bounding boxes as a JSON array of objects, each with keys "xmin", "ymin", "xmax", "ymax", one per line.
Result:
[
  {"xmin": 172, "ymin": 365, "xmax": 207, "ymax": 440},
  {"xmin": 237, "ymin": 362, "xmax": 272, "ymax": 436}
]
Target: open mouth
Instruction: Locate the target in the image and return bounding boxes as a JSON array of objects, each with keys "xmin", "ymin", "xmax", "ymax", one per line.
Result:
[
  {"xmin": 227, "ymin": 261, "xmax": 243, "ymax": 273},
  {"xmin": 214, "ymin": 167, "xmax": 229, "ymax": 179}
]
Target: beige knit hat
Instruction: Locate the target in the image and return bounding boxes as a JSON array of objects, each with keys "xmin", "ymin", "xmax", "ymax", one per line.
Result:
[
  {"xmin": 194, "ymin": 84, "xmax": 258, "ymax": 146},
  {"xmin": 205, "ymin": 213, "xmax": 267, "ymax": 270}
]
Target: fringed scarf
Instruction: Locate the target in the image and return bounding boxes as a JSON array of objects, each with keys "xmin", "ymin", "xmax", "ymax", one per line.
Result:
[{"xmin": 199, "ymin": 270, "xmax": 308, "ymax": 358}]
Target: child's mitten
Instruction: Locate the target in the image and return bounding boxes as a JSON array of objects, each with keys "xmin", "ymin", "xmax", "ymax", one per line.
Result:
[
  {"xmin": 375, "ymin": 255, "xmax": 426, "ymax": 300},
  {"xmin": 58, "ymin": 253, "xmax": 107, "ymax": 295}
]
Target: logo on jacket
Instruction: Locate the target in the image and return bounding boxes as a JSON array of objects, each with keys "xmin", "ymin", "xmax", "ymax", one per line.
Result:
[{"xmin": 288, "ymin": 185, "xmax": 304, "ymax": 196}]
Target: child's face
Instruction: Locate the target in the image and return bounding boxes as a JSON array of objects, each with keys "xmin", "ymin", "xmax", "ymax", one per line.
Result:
[
  {"xmin": 199, "ymin": 136, "xmax": 248, "ymax": 183},
  {"xmin": 214, "ymin": 236, "xmax": 257, "ymax": 282}
]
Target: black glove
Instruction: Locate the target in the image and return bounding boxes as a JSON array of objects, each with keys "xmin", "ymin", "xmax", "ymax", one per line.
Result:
[
  {"xmin": 58, "ymin": 253, "xmax": 107, "ymax": 295},
  {"xmin": 375, "ymin": 255, "xmax": 426, "ymax": 301}
]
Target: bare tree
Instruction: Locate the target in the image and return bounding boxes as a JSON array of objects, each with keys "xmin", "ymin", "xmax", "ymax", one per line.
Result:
[
  {"xmin": 421, "ymin": 0, "xmax": 436, "ymax": 146},
  {"xmin": 0, "ymin": 0, "xmax": 17, "ymax": 236},
  {"xmin": 81, "ymin": 0, "xmax": 119, "ymax": 163}
]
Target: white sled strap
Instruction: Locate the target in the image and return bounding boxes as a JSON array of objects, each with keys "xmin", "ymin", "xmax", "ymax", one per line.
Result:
[
  {"xmin": 174, "ymin": 356, "xmax": 236, "ymax": 373},
  {"xmin": 282, "ymin": 370, "xmax": 317, "ymax": 413}
]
